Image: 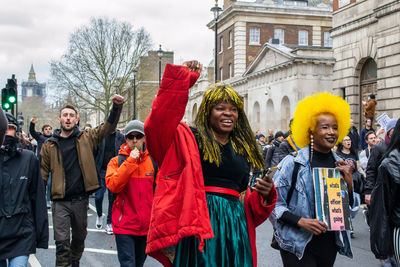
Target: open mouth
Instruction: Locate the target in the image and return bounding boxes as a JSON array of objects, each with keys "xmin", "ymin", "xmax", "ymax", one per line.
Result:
[
  {"xmin": 221, "ymin": 119, "xmax": 233, "ymax": 127},
  {"xmin": 325, "ymin": 138, "xmax": 335, "ymax": 144}
]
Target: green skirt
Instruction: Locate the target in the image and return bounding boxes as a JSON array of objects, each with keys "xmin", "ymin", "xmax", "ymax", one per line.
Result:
[{"xmin": 173, "ymin": 194, "xmax": 253, "ymax": 267}]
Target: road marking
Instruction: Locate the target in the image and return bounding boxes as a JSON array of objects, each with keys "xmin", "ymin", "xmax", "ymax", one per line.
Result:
[
  {"xmin": 29, "ymin": 254, "xmax": 42, "ymax": 267},
  {"xmin": 48, "ymin": 225, "xmax": 107, "ymax": 233},
  {"xmin": 48, "ymin": 245, "xmax": 117, "ymax": 255}
]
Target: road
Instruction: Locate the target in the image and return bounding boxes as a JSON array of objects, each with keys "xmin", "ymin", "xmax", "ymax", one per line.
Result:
[{"xmin": 31, "ymin": 196, "xmax": 380, "ymax": 267}]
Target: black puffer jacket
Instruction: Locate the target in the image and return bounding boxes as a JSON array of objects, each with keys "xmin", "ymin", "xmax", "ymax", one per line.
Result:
[
  {"xmin": 0, "ymin": 141, "xmax": 48, "ymax": 260},
  {"xmin": 370, "ymin": 149, "xmax": 400, "ymax": 259},
  {"xmin": 364, "ymin": 140, "xmax": 388, "ymax": 194}
]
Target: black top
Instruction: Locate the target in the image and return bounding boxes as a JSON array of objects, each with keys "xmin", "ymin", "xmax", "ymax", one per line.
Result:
[
  {"xmin": 57, "ymin": 129, "xmax": 86, "ymax": 200},
  {"xmin": 310, "ymin": 149, "xmax": 336, "ymax": 169},
  {"xmin": 102, "ymin": 132, "xmax": 116, "ymax": 169},
  {"xmin": 336, "ymin": 149, "xmax": 359, "ymax": 161},
  {"xmin": 191, "ymin": 128, "xmax": 250, "ymax": 200}
]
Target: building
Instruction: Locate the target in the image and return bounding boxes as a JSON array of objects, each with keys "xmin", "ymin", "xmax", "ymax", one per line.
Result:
[
  {"xmin": 209, "ymin": 0, "xmax": 333, "ymax": 81},
  {"xmin": 185, "ymin": 0, "xmax": 335, "ymax": 133},
  {"xmin": 21, "ymin": 64, "xmax": 46, "ymax": 101},
  {"xmin": 331, "ymin": 0, "xmax": 400, "ymax": 127}
]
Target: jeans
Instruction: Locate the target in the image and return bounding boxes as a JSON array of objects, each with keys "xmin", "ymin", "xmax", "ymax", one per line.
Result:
[
  {"xmin": 95, "ymin": 169, "xmax": 116, "ymax": 224},
  {"xmin": 0, "ymin": 255, "xmax": 29, "ymax": 267},
  {"xmin": 115, "ymin": 234, "xmax": 147, "ymax": 267},
  {"xmin": 52, "ymin": 198, "xmax": 88, "ymax": 267}
]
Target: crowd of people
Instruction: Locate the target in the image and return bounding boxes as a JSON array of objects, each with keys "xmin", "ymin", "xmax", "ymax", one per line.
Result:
[{"xmin": 0, "ymin": 61, "xmax": 399, "ymax": 267}]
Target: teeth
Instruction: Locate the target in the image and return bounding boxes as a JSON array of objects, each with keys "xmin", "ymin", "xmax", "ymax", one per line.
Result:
[{"xmin": 222, "ymin": 120, "xmax": 232, "ymax": 123}]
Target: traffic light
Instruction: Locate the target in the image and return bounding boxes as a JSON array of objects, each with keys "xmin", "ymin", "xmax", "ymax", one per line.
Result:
[
  {"xmin": 1, "ymin": 88, "xmax": 10, "ymax": 110},
  {"xmin": 6, "ymin": 76, "xmax": 17, "ymax": 105}
]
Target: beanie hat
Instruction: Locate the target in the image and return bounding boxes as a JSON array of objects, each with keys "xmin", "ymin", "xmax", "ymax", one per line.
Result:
[
  {"xmin": 124, "ymin": 120, "xmax": 144, "ymax": 136},
  {"xmin": 275, "ymin": 131, "xmax": 284, "ymax": 139},
  {"xmin": 385, "ymin": 118, "xmax": 398, "ymax": 133},
  {"xmin": 369, "ymin": 94, "xmax": 376, "ymax": 99}
]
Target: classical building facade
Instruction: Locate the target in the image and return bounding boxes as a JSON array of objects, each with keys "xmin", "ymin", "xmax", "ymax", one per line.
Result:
[
  {"xmin": 331, "ymin": 0, "xmax": 400, "ymax": 127},
  {"xmin": 185, "ymin": 0, "xmax": 335, "ymax": 134},
  {"xmin": 21, "ymin": 64, "xmax": 46, "ymax": 101}
]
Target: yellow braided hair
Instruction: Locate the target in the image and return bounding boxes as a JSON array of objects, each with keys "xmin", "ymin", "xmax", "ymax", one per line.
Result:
[
  {"xmin": 194, "ymin": 84, "xmax": 264, "ymax": 169},
  {"xmin": 291, "ymin": 92, "xmax": 351, "ymax": 148}
]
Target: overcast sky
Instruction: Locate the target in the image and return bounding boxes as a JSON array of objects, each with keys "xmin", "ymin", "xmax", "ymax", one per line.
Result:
[{"xmin": 0, "ymin": 0, "xmax": 253, "ymax": 93}]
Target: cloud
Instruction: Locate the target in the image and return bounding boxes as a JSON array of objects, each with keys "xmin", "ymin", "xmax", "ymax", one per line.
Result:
[{"xmin": 0, "ymin": 0, "xmax": 217, "ymax": 91}]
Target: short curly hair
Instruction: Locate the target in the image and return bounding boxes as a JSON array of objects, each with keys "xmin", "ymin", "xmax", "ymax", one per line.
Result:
[{"xmin": 291, "ymin": 92, "xmax": 351, "ymax": 148}]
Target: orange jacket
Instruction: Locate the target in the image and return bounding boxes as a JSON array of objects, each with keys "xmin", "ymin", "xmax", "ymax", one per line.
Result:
[
  {"xmin": 106, "ymin": 144, "xmax": 154, "ymax": 236},
  {"xmin": 364, "ymin": 99, "xmax": 376, "ymax": 117}
]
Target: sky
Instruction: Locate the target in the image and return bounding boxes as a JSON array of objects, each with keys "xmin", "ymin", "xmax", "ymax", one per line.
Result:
[{"xmin": 0, "ymin": 0, "xmax": 252, "ymax": 95}]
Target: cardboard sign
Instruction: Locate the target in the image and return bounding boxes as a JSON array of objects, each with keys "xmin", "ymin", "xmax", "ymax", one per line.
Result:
[
  {"xmin": 376, "ymin": 113, "xmax": 391, "ymax": 129},
  {"xmin": 313, "ymin": 168, "xmax": 351, "ymax": 231}
]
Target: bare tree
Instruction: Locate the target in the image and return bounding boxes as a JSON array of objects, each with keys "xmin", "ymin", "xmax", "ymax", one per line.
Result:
[{"xmin": 50, "ymin": 17, "xmax": 152, "ymax": 118}]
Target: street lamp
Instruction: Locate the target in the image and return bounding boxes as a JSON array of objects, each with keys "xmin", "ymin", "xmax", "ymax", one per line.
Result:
[
  {"xmin": 157, "ymin": 44, "xmax": 164, "ymax": 86},
  {"xmin": 211, "ymin": 0, "xmax": 222, "ymax": 83},
  {"xmin": 132, "ymin": 67, "xmax": 137, "ymax": 120}
]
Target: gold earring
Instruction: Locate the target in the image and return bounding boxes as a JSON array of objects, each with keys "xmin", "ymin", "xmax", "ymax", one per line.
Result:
[{"xmin": 310, "ymin": 134, "xmax": 314, "ymax": 161}]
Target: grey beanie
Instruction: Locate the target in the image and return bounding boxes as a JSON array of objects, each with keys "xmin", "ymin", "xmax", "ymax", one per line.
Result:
[
  {"xmin": 124, "ymin": 120, "xmax": 144, "ymax": 136},
  {"xmin": 385, "ymin": 118, "xmax": 398, "ymax": 133}
]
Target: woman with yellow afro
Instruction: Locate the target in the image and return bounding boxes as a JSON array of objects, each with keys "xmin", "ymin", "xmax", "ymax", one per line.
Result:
[{"xmin": 270, "ymin": 92, "xmax": 355, "ymax": 266}]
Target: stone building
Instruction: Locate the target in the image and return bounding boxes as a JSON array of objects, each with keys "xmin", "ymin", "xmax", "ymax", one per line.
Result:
[
  {"xmin": 331, "ymin": 0, "xmax": 400, "ymax": 127},
  {"xmin": 21, "ymin": 64, "xmax": 46, "ymax": 101},
  {"xmin": 185, "ymin": 0, "xmax": 335, "ymax": 133}
]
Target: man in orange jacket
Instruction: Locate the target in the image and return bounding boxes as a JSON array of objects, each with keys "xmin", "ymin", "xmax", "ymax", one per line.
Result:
[{"xmin": 105, "ymin": 120, "xmax": 155, "ymax": 267}]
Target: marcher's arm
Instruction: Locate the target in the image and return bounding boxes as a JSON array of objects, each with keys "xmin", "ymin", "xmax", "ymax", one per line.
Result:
[
  {"xmin": 105, "ymin": 156, "xmax": 139, "ymax": 193},
  {"xmin": 30, "ymin": 154, "xmax": 49, "ymax": 248},
  {"xmin": 40, "ymin": 144, "xmax": 50, "ymax": 182},
  {"xmin": 29, "ymin": 121, "xmax": 41, "ymax": 141}
]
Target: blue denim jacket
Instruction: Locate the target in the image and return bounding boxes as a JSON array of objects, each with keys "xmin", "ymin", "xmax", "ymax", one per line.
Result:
[{"xmin": 270, "ymin": 146, "xmax": 353, "ymax": 260}]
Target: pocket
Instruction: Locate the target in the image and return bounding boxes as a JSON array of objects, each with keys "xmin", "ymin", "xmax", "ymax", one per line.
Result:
[{"xmin": 162, "ymin": 169, "xmax": 183, "ymax": 181}]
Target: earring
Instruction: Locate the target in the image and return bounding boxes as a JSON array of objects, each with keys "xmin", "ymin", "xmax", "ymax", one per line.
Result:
[{"xmin": 310, "ymin": 134, "xmax": 314, "ymax": 162}]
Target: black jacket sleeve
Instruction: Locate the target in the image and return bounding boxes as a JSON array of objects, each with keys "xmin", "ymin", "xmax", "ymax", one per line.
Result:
[
  {"xmin": 0, "ymin": 109, "xmax": 7, "ymax": 145},
  {"xmin": 364, "ymin": 142, "xmax": 386, "ymax": 194},
  {"xmin": 29, "ymin": 153, "xmax": 49, "ymax": 249},
  {"xmin": 29, "ymin": 122, "xmax": 42, "ymax": 142}
]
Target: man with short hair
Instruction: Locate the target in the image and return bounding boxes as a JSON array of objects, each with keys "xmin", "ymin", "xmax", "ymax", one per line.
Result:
[
  {"xmin": 360, "ymin": 118, "xmax": 375, "ymax": 150},
  {"xmin": 41, "ymin": 94, "xmax": 124, "ymax": 267},
  {"xmin": 359, "ymin": 131, "xmax": 376, "ymax": 172}
]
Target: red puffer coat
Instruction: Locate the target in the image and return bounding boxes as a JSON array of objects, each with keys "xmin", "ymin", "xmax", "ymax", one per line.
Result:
[{"xmin": 144, "ymin": 63, "xmax": 277, "ymax": 267}]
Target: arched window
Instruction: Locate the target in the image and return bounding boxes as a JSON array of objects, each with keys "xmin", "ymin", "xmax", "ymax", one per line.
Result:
[
  {"xmin": 267, "ymin": 99, "xmax": 274, "ymax": 131},
  {"xmin": 360, "ymin": 58, "xmax": 377, "ymax": 126},
  {"xmin": 281, "ymin": 96, "xmax": 290, "ymax": 132},
  {"xmin": 253, "ymin": 101, "xmax": 261, "ymax": 131}
]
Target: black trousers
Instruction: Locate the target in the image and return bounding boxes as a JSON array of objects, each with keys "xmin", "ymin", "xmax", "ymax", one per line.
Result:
[
  {"xmin": 115, "ymin": 234, "xmax": 147, "ymax": 267},
  {"xmin": 52, "ymin": 198, "xmax": 88, "ymax": 267},
  {"xmin": 280, "ymin": 232, "xmax": 338, "ymax": 267}
]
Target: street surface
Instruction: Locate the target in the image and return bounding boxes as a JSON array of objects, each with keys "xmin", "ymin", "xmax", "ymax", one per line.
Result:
[{"xmin": 31, "ymin": 195, "xmax": 380, "ymax": 267}]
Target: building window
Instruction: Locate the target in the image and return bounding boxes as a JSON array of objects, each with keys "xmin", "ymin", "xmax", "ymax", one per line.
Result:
[
  {"xmin": 274, "ymin": 29, "xmax": 284, "ymax": 44},
  {"xmin": 298, "ymin": 30, "xmax": 308, "ymax": 46},
  {"xmin": 249, "ymin": 27, "xmax": 260, "ymax": 45},
  {"xmin": 220, "ymin": 67, "xmax": 223, "ymax": 81},
  {"xmin": 228, "ymin": 30, "xmax": 232, "ymax": 48},
  {"xmin": 284, "ymin": 0, "xmax": 307, "ymax": 6},
  {"xmin": 27, "ymin": 88, "xmax": 33, "ymax": 97},
  {"xmin": 219, "ymin": 36, "xmax": 223, "ymax": 52},
  {"xmin": 229, "ymin": 63, "xmax": 233, "ymax": 78},
  {"xmin": 324, "ymin": 32, "xmax": 333, "ymax": 47}
]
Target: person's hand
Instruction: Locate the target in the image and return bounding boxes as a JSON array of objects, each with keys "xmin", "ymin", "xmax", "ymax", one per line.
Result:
[
  {"xmin": 251, "ymin": 174, "xmax": 274, "ymax": 202},
  {"xmin": 362, "ymin": 101, "xmax": 366, "ymax": 105},
  {"xmin": 183, "ymin": 61, "xmax": 202, "ymax": 74},
  {"xmin": 31, "ymin": 117, "xmax": 37, "ymax": 124},
  {"xmin": 365, "ymin": 194, "xmax": 371, "ymax": 205},
  {"xmin": 376, "ymin": 128, "xmax": 385, "ymax": 136},
  {"xmin": 297, "ymin": 218, "xmax": 328, "ymax": 235},
  {"xmin": 335, "ymin": 160, "xmax": 353, "ymax": 192},
  {"xmin": 130, "ymin": 148, "xmax": 140, "ymax": 159},
  {"xmin": 111, "ymin": 94, "xmax": 124, "ymax": 105}
]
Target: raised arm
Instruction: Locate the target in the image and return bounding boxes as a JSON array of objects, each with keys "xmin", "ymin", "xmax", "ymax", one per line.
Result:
[{"xmin": 144, "ymin": 62, "xmax": 201, "ymax": 167}]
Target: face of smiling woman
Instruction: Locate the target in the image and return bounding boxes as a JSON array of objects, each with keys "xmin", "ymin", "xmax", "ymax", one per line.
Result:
[
  {"xmin": 312, "ymin": 114, "xmax": 339, "ymax": 153},
  {"xmin": 209, "ymin": 101, "xmax": 239, "ymax": 143}
]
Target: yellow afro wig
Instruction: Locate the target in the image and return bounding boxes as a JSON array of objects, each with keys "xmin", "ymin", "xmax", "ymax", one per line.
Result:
[{"xmin": 291, "ymin": 92, "xmax": 351, "ymax": 148}]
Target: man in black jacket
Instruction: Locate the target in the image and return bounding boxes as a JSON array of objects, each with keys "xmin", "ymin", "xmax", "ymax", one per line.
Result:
[{"xmin": 0, "ymin": 113, "xmax": 48, "ymax": 265}]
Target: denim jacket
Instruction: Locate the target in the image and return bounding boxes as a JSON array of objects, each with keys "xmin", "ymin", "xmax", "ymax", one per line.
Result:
[{"xmin": 270, "ymin": 146, "xmax": 353, "ymax": 259}]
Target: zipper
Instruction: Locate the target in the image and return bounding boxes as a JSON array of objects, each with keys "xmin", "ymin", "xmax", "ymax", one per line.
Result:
[
  {"xmin": 164, "ymin": 169, "xmax": 182, "ymax": 179},
  {"xmin": 118, "ymin": 199, "xmax": 125, "ymax": 222}
]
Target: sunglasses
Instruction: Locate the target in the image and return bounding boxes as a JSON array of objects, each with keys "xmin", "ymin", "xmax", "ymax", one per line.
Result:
[{"xmin": 126, "ymin": 133, "xmax": 144, "ymax": 140}]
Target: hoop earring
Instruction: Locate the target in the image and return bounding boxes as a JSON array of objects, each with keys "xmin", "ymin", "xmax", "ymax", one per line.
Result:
[{"xmin": 310, "ymin": 134, "xmax": 314, "ymax": 162}]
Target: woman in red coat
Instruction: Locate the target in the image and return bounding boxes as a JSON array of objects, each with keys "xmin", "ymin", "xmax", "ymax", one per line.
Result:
[{"xmin": 144, "ymin": 61, "xmax": 277, "ymax": 267}]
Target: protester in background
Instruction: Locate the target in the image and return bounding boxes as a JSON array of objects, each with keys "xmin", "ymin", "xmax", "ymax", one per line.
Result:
[
  {"xmin": 265, "ymin": 131, "xmax": 284, "ymax": 168},
  {"xmin": 363, "ymin": 94, "xmax": 377, "ymax": 124},
  {"xmin": 94, "ymin": 128, "xmax": 125, "ymax": 234},
  {"xmin": 360, "ymin": 118, "xmax": 375, "ymax": 150},
  {"xmin": 106, "ymin": 120, "xmax": 155, "ymax": 267},
  {"xmin": 144, "ymin": 61, "xmax": 276, "ymax": 266},
  {"xmin": 257, "ymin": 134, "xmax": 267, "ymax": 151},
  {"xmin": 359, "ymin": 131, "xmax": 377, "ymax": 172},
  {"xmin": 0, "ymin": 113, "xmax": 48, "ymax": 266},
  {"xmin": 370, "ymin": 119, "xmax": 400, "ymax": 266},
  {"xmin": 348, "ymin": 119, "xmax": 360, "ymax": 152},
  {"xmin": 271, "ymin": 93, "xmax": 353, "ymax": 266},
  {"xmin": 336, "ymin": 135, "xmax": 359, "ymax": 162},
  {"xmin": 41, "ymin": 95, "xmax": 123, "ymax": 267}
]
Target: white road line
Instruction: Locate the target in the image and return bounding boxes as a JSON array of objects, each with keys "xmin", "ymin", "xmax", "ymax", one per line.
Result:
[
  {"xmin": 48, "ymin": 245, "xmax": 117, "ymax": 255},
  {"xmin": 29, "ymin": 254, "xmax": 42, "ymax": 267},
  {"xmin": 48, "ymin": 225, "xmax": 106, "ymax": 233}
]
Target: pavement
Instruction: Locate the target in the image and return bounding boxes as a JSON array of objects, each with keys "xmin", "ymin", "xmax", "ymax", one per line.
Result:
[{"xmin": 31, "ymin": 196, "xmax": 382, "ymax": 267}]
